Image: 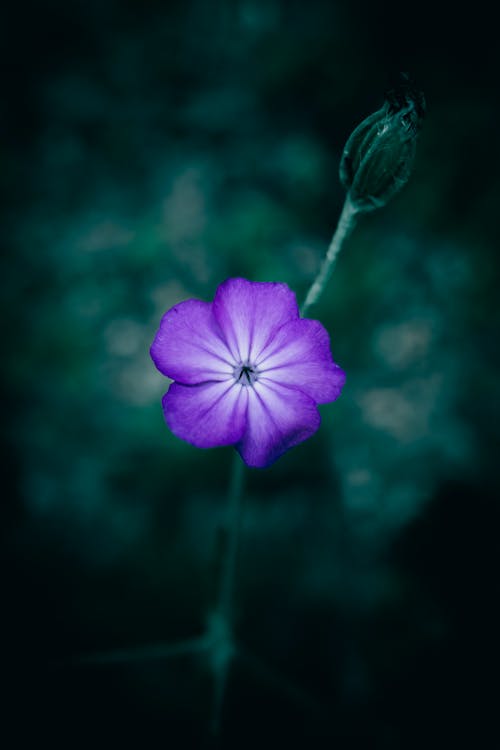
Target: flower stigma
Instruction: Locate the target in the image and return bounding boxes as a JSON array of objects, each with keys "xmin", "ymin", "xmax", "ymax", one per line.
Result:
[{"xmin": 233, "ymin": 361, "xmax": 259, "ymax": 387}]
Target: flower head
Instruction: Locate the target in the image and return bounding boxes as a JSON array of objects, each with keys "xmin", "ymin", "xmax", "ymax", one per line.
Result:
[
  {"xmin": 150, "ymin": 278, "xmax": 345, "ymax": 468},
  {"xmin": 339, "ymin": 75, "xmax": 425, "ymax": 212}
]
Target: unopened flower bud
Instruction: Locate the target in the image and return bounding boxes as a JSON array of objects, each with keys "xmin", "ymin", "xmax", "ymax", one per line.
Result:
[{"xmin": 339, "ymin": 77, "xmax": 425, "ymax": 212}]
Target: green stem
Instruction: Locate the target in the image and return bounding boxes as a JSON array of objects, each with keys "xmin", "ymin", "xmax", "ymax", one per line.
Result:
[
  {"xmin": 301, "ymin": 195, "xmax": 358, "ymax": 315},
  {"xmin": 217, "ymin": 452, "xmax": 245, "ymax": 618},
  {"xmin": 210, "ymin": 451, "xmax": 245, "ymax": 734}
]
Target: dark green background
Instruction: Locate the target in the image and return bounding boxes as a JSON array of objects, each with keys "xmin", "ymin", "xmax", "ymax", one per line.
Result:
[{"xmin": 2, "ymin": 1, "xmax": 499, "ymax": 747}]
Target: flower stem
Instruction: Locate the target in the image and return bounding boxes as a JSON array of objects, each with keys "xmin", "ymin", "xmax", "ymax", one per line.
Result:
[
  {"xmin": 210, "ymin": 451, "xmax": 245, "ymax": 734},
  {"xmin": 217, "ymin": 453, "xmax": 245, "ymax": 618},
  {"xmin": 301, "ymin": 195, "xmax": 358, "ymax": 315}
]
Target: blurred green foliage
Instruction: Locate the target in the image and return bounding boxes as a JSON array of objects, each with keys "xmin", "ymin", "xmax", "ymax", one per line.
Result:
[{"xmin": 2, "ymin": 1, "xmax": 499, "ymax": 747}]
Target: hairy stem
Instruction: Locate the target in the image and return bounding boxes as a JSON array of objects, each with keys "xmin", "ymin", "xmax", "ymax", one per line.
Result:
[
  {"xmin": 210, "ymin": 451, "xmax": 245, "ymax": 734},
  {"xmin": 218, "ymin": 453, "xmax": 245, "ymax": 618},
  {"xmin": 301, "ymin": 195, "xmax": 358, "ymax": 315}
]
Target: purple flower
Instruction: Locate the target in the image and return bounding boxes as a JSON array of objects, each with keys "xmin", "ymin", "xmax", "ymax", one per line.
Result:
[{"xmin": 150, "ymin": 278, "xmax": 345, "ymax": 468}]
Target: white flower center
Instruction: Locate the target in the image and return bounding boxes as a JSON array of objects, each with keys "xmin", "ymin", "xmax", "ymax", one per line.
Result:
[{"xmin": 233, "ymin": 361, "xmax": 259, "ymax": 387}]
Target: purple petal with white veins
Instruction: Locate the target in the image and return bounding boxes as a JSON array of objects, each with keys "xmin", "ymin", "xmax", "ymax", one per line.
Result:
[
  {"xmin": 212, "ymin": 278, "xmax": 299, "ymax": 363},
  {"xmin": 257, "ymin": 318, "xmax": 346, "ymax": 404},
  {"xmin": 150, "ymin": 299, "xmax": 233, "ymax": 384},
  {"xmin": 236, "ymin": 380, "xmax": 320, "ymax": 468},
  {"xmin": 163, "ymin": 380, "xmax": 248, "ymax": 448}
]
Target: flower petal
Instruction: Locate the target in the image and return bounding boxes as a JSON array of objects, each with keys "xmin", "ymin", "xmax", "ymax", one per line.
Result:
[
  {"xmin": 212, "ymin": 278, "xmax": 299, "ymax": 363},
  {"xmin": 237, "ymin": 380, "xmax": 320, "ymax": 468},
  {"xmin": 257, "ymin": 319, "xmax": 346, "ymax": 403},
  {"xmin": 163, "ymin": 381, "xmax": 248, "ymax": 448},
  {"xmin": 151, "ymin": 300, "xmax": 233, "ymax": 384}
]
